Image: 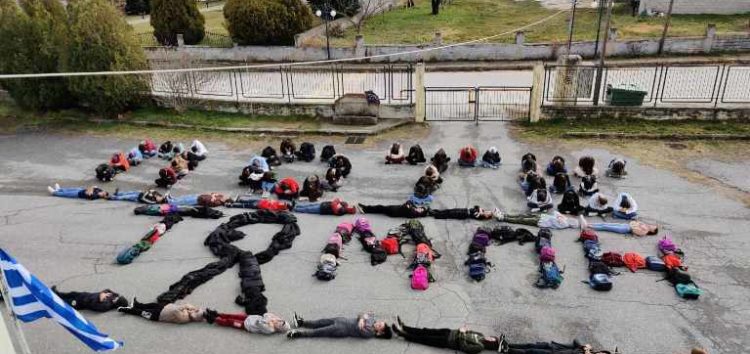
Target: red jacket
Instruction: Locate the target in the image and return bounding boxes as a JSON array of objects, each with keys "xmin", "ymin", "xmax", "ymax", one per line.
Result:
[
  {"xmin": 110, "ymin": 152, "xmax": 130, "ymax": 172},
  {"xmin": 459, "ymin": 147, "xmax": 478, "ymax": 162},
  {"xmin": 257, "ymin": 199, "xmax": 291, "ymax": 212},
  {"xmin": 274, "ymin": 177, "xmax": 300, "ymax": 196}
]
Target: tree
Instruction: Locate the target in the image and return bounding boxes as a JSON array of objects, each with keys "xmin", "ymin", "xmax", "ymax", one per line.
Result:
[
  {"xmin": 224, "ymin": 0, "xmax": 313, "ymax": 46},
  {"xmin": 0, "ymin": 0, "xmax": 72, "ymax": 110},
  {"xmin": 124, "ymin": 0, "xmax": 150, "ymax": 15},
  {"xmin": 308, "ymin": 0, "xmax": 359, "ymax": 17},
  {"xmin": 431, "ymin": 0, "xmax": 440, "ymax": 15},
  {"xmin": 345, "ymin": 0, "xmax": 388, "ymax": 34},
  {"xmin": 64, "ymin": 0, "xmax": 150, "ymax": 115},
  {"xmin": 150, "ymin": 0, "xmax": 205, "ymax": 45}
]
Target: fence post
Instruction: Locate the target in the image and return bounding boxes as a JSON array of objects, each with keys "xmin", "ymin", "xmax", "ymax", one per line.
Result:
[
  {"xmin": 473, "ymin": 86, "xmax": 479, "ymax": 126},
  {"xmin": 704, "ymin": 24, "xmax": 717, "ymax": 53},
  {"xmin": 529, "ymin": 63, "xmax": 545, "ymax": 123},
  {"xmin": 177, "ymin": 34, "xmax": 184, "ymax": 47},
  {"xmin": 414, "ymin": 62, "xmax": 426, "ymax": 122}
]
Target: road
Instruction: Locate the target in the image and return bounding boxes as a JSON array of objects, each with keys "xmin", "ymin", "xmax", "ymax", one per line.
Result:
[{"xmin": 0, "ymin": 123, "xmax": 748, "ymax": 354}]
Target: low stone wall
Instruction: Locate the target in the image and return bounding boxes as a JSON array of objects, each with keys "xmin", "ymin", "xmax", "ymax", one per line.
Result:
[
  {"xmin": 153, "ymin": 96, "xmax": 414, "ymax": 120},
  {"xmin": 640, "ymin": 0, "xmax": 750, "ymax": 15},
  {"xmin": 540, "ymin": 105, "xmax": 750, "ymax": 121}
]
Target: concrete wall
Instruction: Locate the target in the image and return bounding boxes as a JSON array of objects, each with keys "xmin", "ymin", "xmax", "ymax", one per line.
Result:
[
  {"xmin": 639, "ymin": 0, "xmax": 750, "ymax": 15},
  {"xmin": 147, "ymin": 34, "xmax": 750, "ymax": 63},
  {"xmin": 540, "ymin": 105, "xmax": 750, "ymax": 121}
]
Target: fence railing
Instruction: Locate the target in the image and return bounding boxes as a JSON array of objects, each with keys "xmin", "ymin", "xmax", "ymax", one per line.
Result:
[
  {"xmin": 425, "ymin": 86, "xmax": 532, "ymax": 122},
  {"xmin": 542, "ymin": 63, "xmax": 750, "ymax": 107},
  {"xmin": 134, "ymin": 31, "xmax": 234, "ymax": 48},
  {"xmin": 149, "ymin": 64, "xmax": 414, "ymax": 104}
]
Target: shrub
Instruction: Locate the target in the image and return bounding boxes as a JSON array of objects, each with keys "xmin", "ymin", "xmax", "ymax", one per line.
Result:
[
  {"xmin": 124, "ymin": 0, "xmax": 150, "ymax": 15},
  {"xmin": 150, "ymin": 0, "xmax": 205, "ymax": 45},
  {"xmin": 224, "ymin": 0, "xmax": 313, "ymax": 46},
  {"xmin": 0, "ymin": 0, "xmax": 71, "ymax": 110},
  {"xmin": 65, "ymin": 0, "xmax": 150, "ymax": 115}
]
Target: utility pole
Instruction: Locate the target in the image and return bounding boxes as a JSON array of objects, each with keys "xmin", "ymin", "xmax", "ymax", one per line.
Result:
[
  {"xmin": 593, "ymin": 0, "xmax": 605, "ymax": 57},
  {"xmin": 657, "ymin": 0, "xmax": 675, "ymax": 55},
  {"xmin": 592, "ymin": 0, "xmax": 613, "ymax": 106},
  {"xmin": 567, "ymin": 0, "xmax": 578, "ymax": 53}
]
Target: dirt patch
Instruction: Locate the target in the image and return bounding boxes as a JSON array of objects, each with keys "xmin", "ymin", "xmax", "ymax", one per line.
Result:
[{"xmin": 508, "ymin": 124, "xmax": 750, "ymax": 207}]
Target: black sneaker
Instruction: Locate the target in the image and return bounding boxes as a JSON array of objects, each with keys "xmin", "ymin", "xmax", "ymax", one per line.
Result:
[
  {"xmin": 286, "ymin": 330, "xmax": 300, "ymax": 339},
  {"xmin": 391, "ymin": 324, "xmax": 405, "ymax": 337},
  {"xmin": 498, "ymin": 333, "xmax": 509, "ymax": 353},
  {"xmin": 293, "ymin": 312, "xmax": 304, "ymax": 328},
  {"xmin": 204, "ymin": 308, "xmax": 218, "ymax": 324}
]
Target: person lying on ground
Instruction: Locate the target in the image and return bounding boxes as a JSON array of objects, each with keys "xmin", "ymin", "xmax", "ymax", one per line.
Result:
[
  {"xmin": 286, "ymin": 312, "xmax": 391, "ymax": 339},
  {"xmin": 48, "ymin": 184, "xmax": 109, "ymax": 200},
  {"xmin": 226, "ymin": 195, "xmax": 293, "ymax": 212},
  {"xmin": 358, "ymin": 200, "xmax": 430, "ymax": 218},
  {"xmin": 545, "ymin": 156, "xmax": 567, "ymax": 176},
  {"xmin": 458, "ymin": 144, "xmax": 479, "ymax": 167},
  {"xmin": 406, "ymin": 144, "xmax": 427, "ymax": 165},
  {"xmin": 385, "ymin": 143, "xmax": 406, "ymax": 164},
  {"xmin": 300, "ymin": 175, "xmax": 323, "ymax": 202},
  {"xmin": 391, "ymin": 316, "xmax": 507, "ymax": 354},
  {"xmin": 481, "ymin": 147, "xmax": 502, "ymax": 169},
  {"xmin": 280, "ymin": 138, "xmax": 297, "ymax": 163},
  {"xmin": 52, "ymin": 287, "xmax": 128, "ymax": 312},
  {"xmin": 431, "ymin": 148, "xmax": 451, "ymax": 174},
  {"xmin": 584, "ymin": 193, "xmax": 613, "ymax": 216},
  {"xmin": 329, "ymin": 154, "xmax": 352, "ymax": 178},
  {"xmin": 495, "ymin": 211, "xmax": 580, "ymax": 230},
  {"xmin": 109, "ymin": 189, "xmax": 167, "ymax": 204},
  {"xmin": 212, "ymin": 312, "xmax": 290, "ymax": 334},
  {"xmin": 167, "ymin": 192, "xmax": 228, "ymax": 207},
  {"xmin": 274, "ymin": 177, "xmax": 300, "ymax": 200},
  {"xmin": 321, "ymin": 167, "xmax": 344, "ymax": 192},
  {"xmin": 430, "ymin": 206, "xmax": 497, "ymax": 220},
  {"xmin": 558, "ymin": 189, "xmax": 584, "ymax": 215},
  {"xmin": 527, "ymin": 188, "xmax": 553, "ymax": 212},
  {"xmin": 118, "ymin": 299, "xmax": 213, "ymax": 324},
  {"xmin": 574, "ymin": 156, "xmax": 598, "ymax": 177},
  {"xmin": 549, "ymin": 172, "xmax": 573, "ymax": 195},
  {"xmin": 408, "ymin": 183, "xmax": 434, "ymax": 207},
  {"xmin": 612, "ymin": 192, "xmax": 638, "ymax": 220},
  {"xmin": 293, "ymin": 198, "xmax": 357, "ymax": 216},
  {"xmin": 505, "ymin": 341, "xmax": 611, "ymax": 354},
  {"xmin": 579, "ymin": 216, "xmax": 658, "ymax": 236},
  {"xmin": 606, "ymin": 158, "xmax": 627, "ymax": 178}
]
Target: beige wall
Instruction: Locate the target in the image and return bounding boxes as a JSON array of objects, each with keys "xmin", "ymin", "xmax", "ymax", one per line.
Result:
[{"xmin": 639, "ymin": 0, "xmax": 750, "ymax": 15}]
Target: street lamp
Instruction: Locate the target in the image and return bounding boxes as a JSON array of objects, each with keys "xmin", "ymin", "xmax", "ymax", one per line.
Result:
[{"xmin": 315, "ymin": 8, "xmax": 337, "ymax": 60}]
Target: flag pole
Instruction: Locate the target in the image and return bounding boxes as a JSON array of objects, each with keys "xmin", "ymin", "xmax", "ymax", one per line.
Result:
[{"xmin": 0, "ymin": 272, "xmax": 33, "ymax": 354}]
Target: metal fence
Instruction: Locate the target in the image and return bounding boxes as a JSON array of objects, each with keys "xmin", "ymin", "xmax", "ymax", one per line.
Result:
[
  {"xmin": 149, "ymin": 64, "xmax": 414, "ymax": 104},
  {"xmin": 542, "ymin": 63, "xmax": 750, "ymax": 107},
  {"xmin": 425, "ymin": 87, "xmax": 532, "ymax": 122}
]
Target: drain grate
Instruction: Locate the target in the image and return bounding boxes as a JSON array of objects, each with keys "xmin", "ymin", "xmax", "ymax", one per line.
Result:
[{"xmin": 345, "ymin": 136, "xmax": 366, "ymax": 144}]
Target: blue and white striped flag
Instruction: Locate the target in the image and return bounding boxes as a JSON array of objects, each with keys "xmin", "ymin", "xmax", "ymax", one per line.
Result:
[{"xmin": 0, "ymin": 249, "xmax": 123, "ymax": 352}]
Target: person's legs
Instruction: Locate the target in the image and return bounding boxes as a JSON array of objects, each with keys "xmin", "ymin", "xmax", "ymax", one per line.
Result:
[
  {"xmin": 539, "ymin": 203, "xmax": 553, "ymax": 212},
  {"xmin": 293, "ymin": 203, "xmax": 322, "ymax": 214},
  {"xmin": 301, "ymin": 318, "xmax": 336, "ymax": 329},
  {"xmin": 589, "ymin": 222, "xmax": 632, "ymax": 234},
  {"xmin": 400, "ymin": 326, "xmax": 452, "ymax": 348},
  {"xmin": 613, "ymin": 210, "xmax": 637, "ymax": 220},
  {"xmin": 168, "ymin": 195, "xmax": 199, "ymax": 206},
  {"xmin": 53, "ymin": 290, "xmax": 81, "ymax": 304},
  {"xmin": 360, "ymin": 204, "xmax": 387, "ymax": 214},
  {"xmin": 215, "ymin": 313, "xmax": 247, "ymax": 329},
  {"xmin": 53, "ymin": 188, "xmax": 84, "ymax": 198},
  {"xmin": 230, "ymin": 196, "xmax": 260, "ymax": 209},
  {"xmin": 109, "ymin": 191, "xmax": 141, "ymax": 202},
  {"xmin": 503, "ymin": 213, "xmax": 541, "ymax": 227}
]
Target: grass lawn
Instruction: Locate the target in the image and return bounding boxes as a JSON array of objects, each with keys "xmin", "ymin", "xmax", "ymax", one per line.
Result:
[
  {"xmin": 331, "ymin": 0, "xmax": 749, "ymax": 45},
  {"xmin": 515, "ymin": 118, "xmax": 750, "ymax": 140}
]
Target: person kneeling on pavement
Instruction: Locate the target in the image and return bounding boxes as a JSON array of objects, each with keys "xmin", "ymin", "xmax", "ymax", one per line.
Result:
[{"xmin": 287, "ymin": 312, "xmax": 391, "ymax": 339}]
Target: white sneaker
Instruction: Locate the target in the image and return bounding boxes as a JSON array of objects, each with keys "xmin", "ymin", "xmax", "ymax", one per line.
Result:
[
  {"xmin": 493, "ymin": 209, "xmax": 504, "ymax": 221},
  {"xmin": 579, "ymin": 215, "xmax": 588, "ymax": 230},
  {"xmin": 47, "ymin": 186, "xmax": 56, "ymax": 195},
  {"xmin": 54, "ymin": 183, "xmax": 60, "ymax": 191}
]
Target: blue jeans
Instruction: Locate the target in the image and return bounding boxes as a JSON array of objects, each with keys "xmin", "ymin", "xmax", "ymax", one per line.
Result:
[
  {"xmin": 294, "ymin": 203, "xmax": 322, "ymax": 214},
  {"xmin": 481, "ymin": 161, "xmax": 500, "ymax": 169},
  {"xmin": 168, "ymin": 195, "xmax": 199, "ymax": 206},
  {"xmin": 613, "ymin": 210, "xmax": 638, "ymax": 220},
  {"xmin": 458, "ymin": 159, "xmax": 477, "ymax": 167},
  {"xmin": 261, "ymin": 181, "xmax": 275, "ymax": 192},
  {"xmin": 53, "ymin": 188, "xmax": 84, "ymax": 198},
  {"xmin": 227, "ymin": 196, "xmax": 260, "ymax": 209},
  {"xmin": 589, "ymin": 223, "xmax": 632, "ymax": 234},
  {"xmin": 109, "ymin": 191, "xmax": 141, "ymax": 202}
]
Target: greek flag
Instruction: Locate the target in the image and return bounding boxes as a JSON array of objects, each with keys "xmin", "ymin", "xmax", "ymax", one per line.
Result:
[{"xmin": 0, "ymin": 249, "xmax": 122, "ymax": 352}]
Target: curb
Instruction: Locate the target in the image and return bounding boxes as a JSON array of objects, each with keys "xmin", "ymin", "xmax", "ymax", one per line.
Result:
[
  {"xmin": 563, "ymin": 132, "xmax": 750, "ymax": 141},
  {"xmin": 62, "ymin": 117, "xmax": 415, "ymax": 136}
]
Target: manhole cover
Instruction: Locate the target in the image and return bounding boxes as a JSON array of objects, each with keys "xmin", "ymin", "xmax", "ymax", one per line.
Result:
[
  {"xmin": 345, "ymin": 136, "xmax": 366, "ymax": 144},
  {"xmin": 667, "ymin": 142, "xmax": 687, "ymax": 150}
]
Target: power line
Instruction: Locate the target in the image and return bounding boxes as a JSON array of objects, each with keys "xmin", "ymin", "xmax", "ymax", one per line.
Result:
[{"xmin": 0, "ymin": 10, "xmax": 567, "ymax": 79}]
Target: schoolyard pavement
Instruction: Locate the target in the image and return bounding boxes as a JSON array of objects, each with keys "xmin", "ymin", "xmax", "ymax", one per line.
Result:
[{"xmin": 0, "ymin": 122, "xmax": 748, "ymax": 354}]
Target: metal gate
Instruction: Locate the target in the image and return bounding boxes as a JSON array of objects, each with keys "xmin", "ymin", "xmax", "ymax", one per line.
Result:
[{"xmin": 425, "ymin": 86, "xmax": 532, "ymax": 122}]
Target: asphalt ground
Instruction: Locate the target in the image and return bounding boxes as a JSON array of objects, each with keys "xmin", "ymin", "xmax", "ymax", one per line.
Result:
[{"xmin": 0, "ymin": 122, "xmax": 748, "ymax": 354}]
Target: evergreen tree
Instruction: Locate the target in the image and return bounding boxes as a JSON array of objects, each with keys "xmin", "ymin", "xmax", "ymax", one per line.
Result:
[
  {"xmin": 150, "ymin": 0, "xmax": 205, "ymax": 45},
  {"xmin": 224, "ymin": 0, "xmax": 312, "ymax": 46}
]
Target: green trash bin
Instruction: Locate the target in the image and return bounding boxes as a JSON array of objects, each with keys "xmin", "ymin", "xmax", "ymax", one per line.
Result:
[{"xmin": 605, "ymin": 83, "xmax": 647, "ymax": 106}]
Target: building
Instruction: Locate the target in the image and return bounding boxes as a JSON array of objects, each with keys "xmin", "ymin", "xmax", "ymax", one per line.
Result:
[{"xmin": 639, "ymin": 0, "xmax": 750, "ymax": 15}]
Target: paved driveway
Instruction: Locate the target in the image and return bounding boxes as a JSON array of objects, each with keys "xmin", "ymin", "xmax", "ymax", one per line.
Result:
[{"xmin": 0, "ymin": 123, "xmax": 748, "ymax": 354}]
